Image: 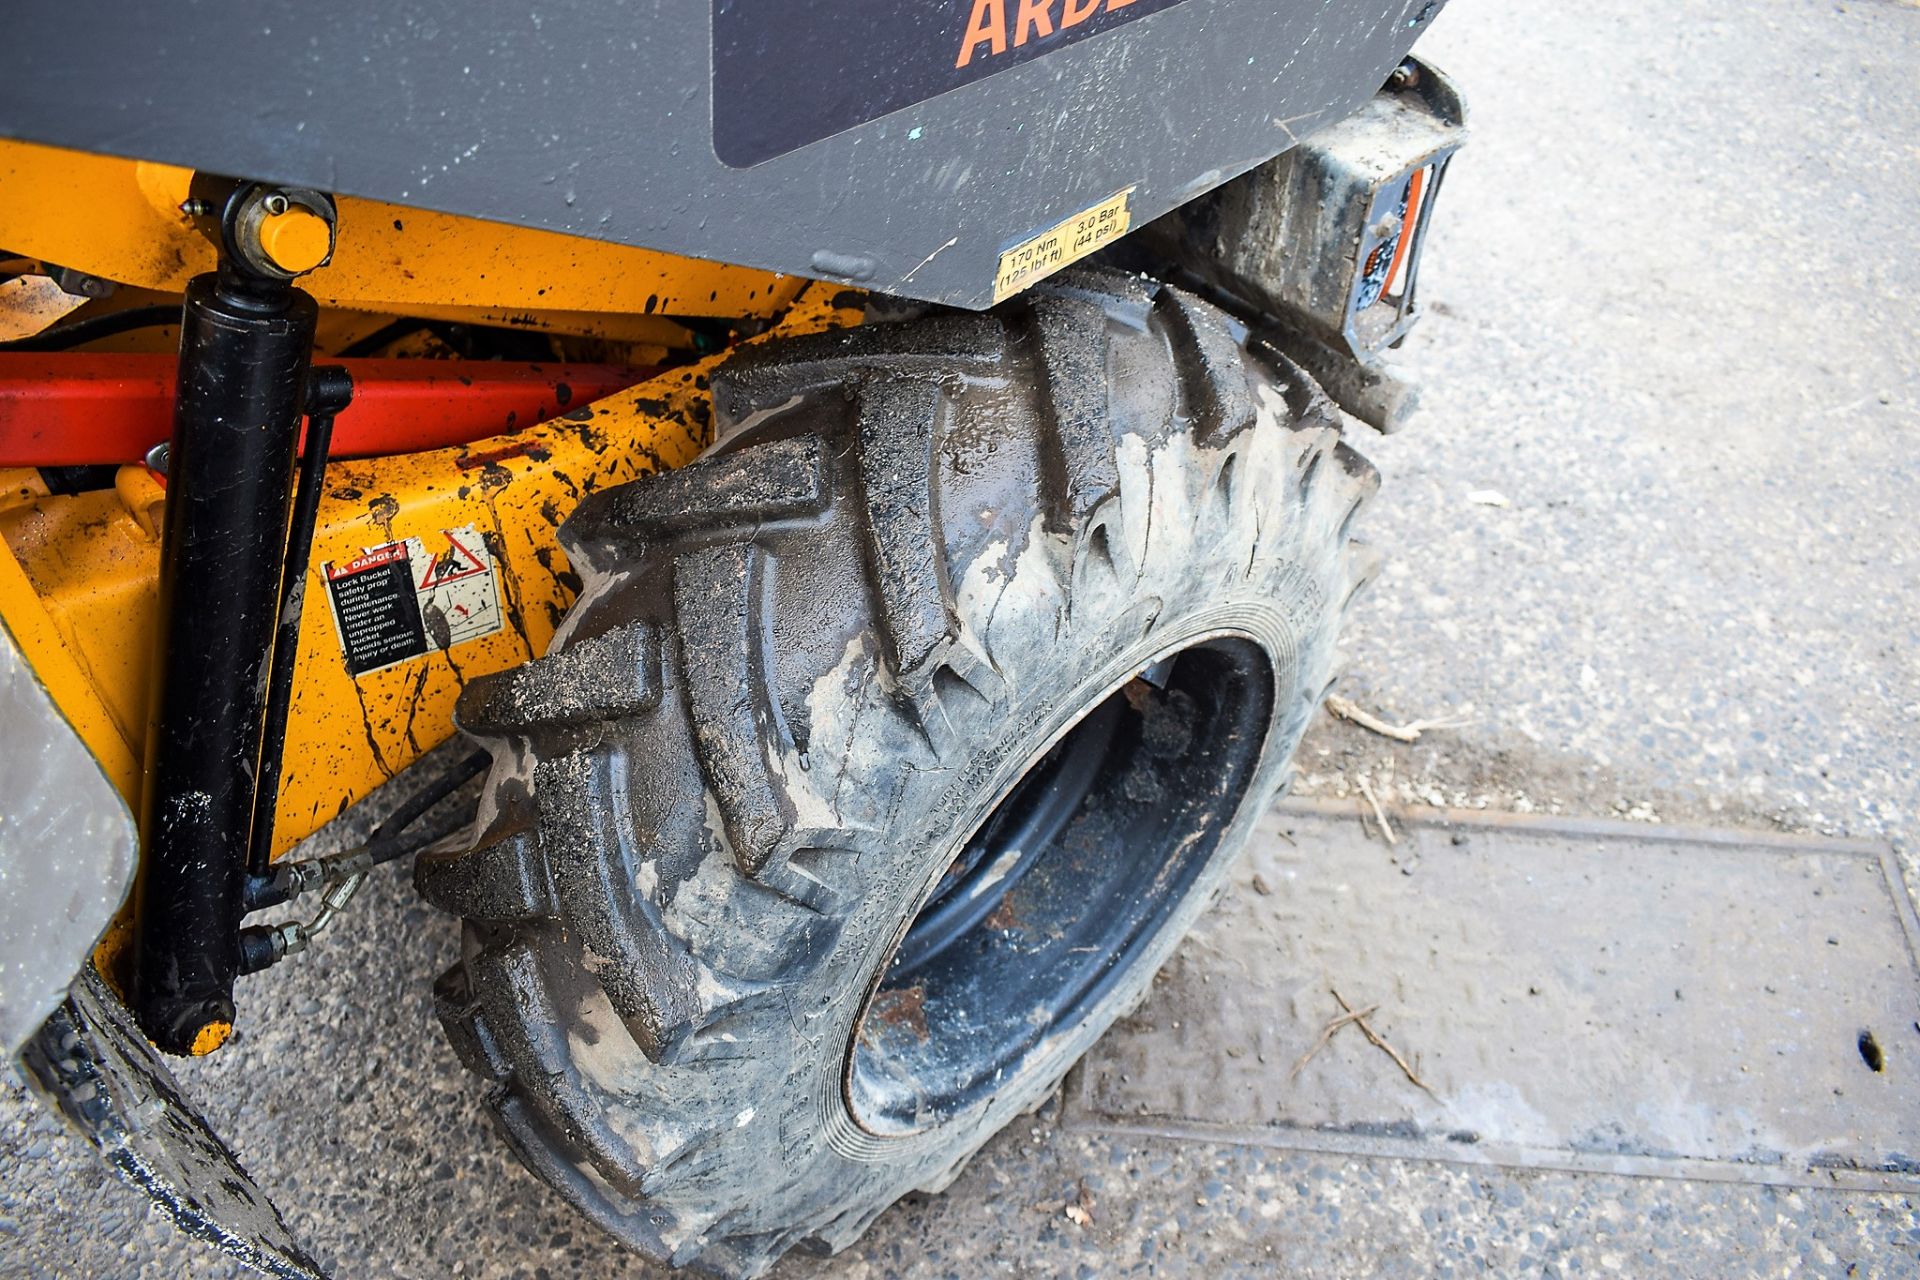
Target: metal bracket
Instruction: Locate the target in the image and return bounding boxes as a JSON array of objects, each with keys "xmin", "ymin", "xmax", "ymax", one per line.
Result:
[
  {"xmin": 17, "ymin": 968, "xmax": 329, "ymax": 1280},
  {"xmin": 1140, "ymin": 56, "xmax": 1468, "ymax": 431}
]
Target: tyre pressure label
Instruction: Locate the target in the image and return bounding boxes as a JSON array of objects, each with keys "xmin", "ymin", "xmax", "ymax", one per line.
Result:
[
  {"xmin": 993, "ymin": 187, "xmax": 1132, "ymax": 302},
  {"xmin": 712, "ymin": 0, "xmax": 1191, "ymax": 168},
  {"xmin": 324, "ymin": 526, "xmax": 503, "ymax": 677}
]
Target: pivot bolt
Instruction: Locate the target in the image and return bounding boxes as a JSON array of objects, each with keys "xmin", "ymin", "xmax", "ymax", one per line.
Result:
[
  {"xmin": 223, "ymin": 184, "xmax": 339, "ymax": 280},
  {"xmin": 259, "ymin": 206, "xmax": 334, "ymax": 275}
]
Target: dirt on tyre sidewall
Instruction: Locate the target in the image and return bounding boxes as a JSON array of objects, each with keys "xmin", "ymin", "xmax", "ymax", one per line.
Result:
[{"xmin": 417, "ymin": 269, "xmax": 1379, "ymax": 1277}]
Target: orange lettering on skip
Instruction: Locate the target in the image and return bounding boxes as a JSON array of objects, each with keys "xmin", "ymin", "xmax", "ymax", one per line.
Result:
[
  {"xmin": 1061, "ymin": 0, "xmax": 1101, "ymax": 26},
  {"xmin": 1014, "ymin": 0, "xmax": 1056, "ymax": 44},
  {"xmin": 956, "ymin": 0, "xmax": 1009, "ymax": 67}
]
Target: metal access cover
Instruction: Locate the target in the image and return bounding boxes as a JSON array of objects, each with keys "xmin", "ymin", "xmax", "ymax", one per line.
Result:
[{"xmin": 1070, "ymin": 801, "xmax": 1920, "ymax": 1191}]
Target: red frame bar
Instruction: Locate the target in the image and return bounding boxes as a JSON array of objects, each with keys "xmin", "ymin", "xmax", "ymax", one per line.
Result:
[{"xmin": 0, "ymin": 354, "xmax": 654, "ymax": 467}]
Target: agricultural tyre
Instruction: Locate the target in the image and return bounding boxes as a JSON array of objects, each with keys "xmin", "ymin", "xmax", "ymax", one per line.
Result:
[{"xmin": 417, "ymin": 269, "xmax": 1378, "ymax": 1276}]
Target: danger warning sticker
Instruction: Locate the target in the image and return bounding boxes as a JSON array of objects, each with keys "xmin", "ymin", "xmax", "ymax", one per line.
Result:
[{"xmin": 325, "ymin": 526, "xmax": 504, "ymax": 677}]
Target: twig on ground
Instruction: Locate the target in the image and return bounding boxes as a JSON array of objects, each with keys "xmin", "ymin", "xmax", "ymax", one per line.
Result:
[
  {"xmin": 1357, "ymin": 775, "xmax": 1397, "ymax": 846},
  {"xmin": 1327, "ymin": 695, "xmax": 1474, "ymax": 743},
  {"xmin": 1289, "ymin": 1003, "xmax": 1379, "ymax": 1080},
  {"xmin": 1331, "ymin": 987, "xmax": 1437, "ymax": 1098}
]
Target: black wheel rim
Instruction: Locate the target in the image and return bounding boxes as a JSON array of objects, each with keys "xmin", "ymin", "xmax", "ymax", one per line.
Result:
[{"xmin": 846, "ymin": 635, "xmax": 1274, "ymax": 1136}]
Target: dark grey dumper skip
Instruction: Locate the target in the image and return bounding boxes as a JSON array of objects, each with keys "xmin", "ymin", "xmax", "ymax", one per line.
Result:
[{"xmin": 0, "ymin": 0, "xmax": 1445, "ymax": 309}]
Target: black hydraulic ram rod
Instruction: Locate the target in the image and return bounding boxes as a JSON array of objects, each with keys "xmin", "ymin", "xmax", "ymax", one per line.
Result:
[
  {"xmin": 246, "ymin": 364, "xmax": 353, "ymax": 881},
  {"xmin": 132, "ymin": 266, "xmax": 318, "ymax": 1056}
]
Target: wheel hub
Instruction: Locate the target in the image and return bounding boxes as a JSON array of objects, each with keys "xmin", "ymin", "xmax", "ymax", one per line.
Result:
[{"xmin": 846, "ymin": 636, "xmax": 1274, "ymax": 1136}]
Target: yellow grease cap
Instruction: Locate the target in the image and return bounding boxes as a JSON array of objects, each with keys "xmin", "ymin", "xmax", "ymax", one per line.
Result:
[{"xmin": 259, "ymin": 207, "xmax": 333, "ymax": 275}]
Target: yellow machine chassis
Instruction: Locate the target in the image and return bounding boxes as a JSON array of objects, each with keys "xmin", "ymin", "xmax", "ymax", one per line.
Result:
[
  {"xmin": 0, "ymin": 141, "xmax": 861, "ymax": 987},
  {"xmin": 0, "ymin": 139, "xmax": 807, "ymax": 343}
]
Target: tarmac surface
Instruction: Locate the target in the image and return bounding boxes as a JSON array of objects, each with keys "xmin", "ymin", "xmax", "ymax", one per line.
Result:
[{"xmin": 5, "ymin": 0, "xmax": 1920, "ymax": 1274}]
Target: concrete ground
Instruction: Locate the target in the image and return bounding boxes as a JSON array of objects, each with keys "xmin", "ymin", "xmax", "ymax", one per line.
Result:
[{"xmin": 5, "ymin": 0, "xmax": 1919, "ymax": 1274}]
